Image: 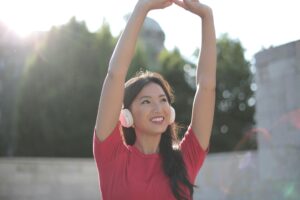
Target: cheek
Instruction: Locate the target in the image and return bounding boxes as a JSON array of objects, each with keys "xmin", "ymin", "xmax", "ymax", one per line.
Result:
[
  {"xmin": 132, "ymin": 106, "xmax": 149, "ymax": 123},
  {"xmin": 165, "ymin": 107, "xmax": 171, "ymax": 119},
  {"xmin": 163, "ymin": 104, "xmax": 171, "ymax": 114}
]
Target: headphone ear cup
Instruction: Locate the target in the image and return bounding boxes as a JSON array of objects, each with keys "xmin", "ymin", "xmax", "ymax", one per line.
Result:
[
  {"xmin": 169, "ymin": 106, "xmax": 176, "ymax": 124},
  {"xmin": 119, "ymin": 109, "xmax": 134, "ymax": 128}
]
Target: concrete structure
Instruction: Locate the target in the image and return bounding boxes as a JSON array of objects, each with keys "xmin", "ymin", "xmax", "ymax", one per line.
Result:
[
  {"xmin": 140, "ymin": 17, "xmax": 165, "ymax": 59},
  {"xmin": 254, "ymin": 40, "xmax": 300, "ymax": 199},
  {"xmin": 1, "ymin": 41, "xmax": 299, "ymax": 199},
  {"xmin": 0, "ymin": 153, "xmax": 259, "ymax": 200},
  {"xmin": 0, "ymin": 158, "xmax": 100, "ymax": 200},
  {"xmin": 124, "ymin": 15, "xmax": 165, "ymax": 69},
  {"xmin": 197, "ymin": 39, "xmax": 300, "ymax": 200}
]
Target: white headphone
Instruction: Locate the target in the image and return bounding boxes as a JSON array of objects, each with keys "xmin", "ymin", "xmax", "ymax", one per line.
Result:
[{"xmin": 119, "ymin": 106, "xmax": 176, "ymax": 128}]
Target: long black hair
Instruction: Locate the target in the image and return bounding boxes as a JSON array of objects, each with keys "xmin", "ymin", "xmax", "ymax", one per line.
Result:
[{"xmin": 122, "ymin": 71, "xmax": 194, "ymax": 200}]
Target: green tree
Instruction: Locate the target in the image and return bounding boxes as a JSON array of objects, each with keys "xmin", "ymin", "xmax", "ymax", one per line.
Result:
[
  {"xmin": 158, "ymin": 48, "xmax": 195, "ymax": 137},
  {"xmin": 16, "ymin": 18, "xmax": 115, "ymax": 157},
  {"xmin": 211, "ymin": 34, "xmax": 255, "ymax": 152},
  {"xmin": 158, "ymin": 35, "xmax": 255, "ymax": 152},
  {"xmin": 0, "ymin": 21, "xmax": 29, "ymax": 156}
]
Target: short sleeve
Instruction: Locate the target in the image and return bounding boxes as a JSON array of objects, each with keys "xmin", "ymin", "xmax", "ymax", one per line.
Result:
[
  {"xmin": 180, "ymin": 126, "xmax": 208, "ymax": 182},
  {"xmin": 93, "ymin": 122, "xmax": 125, "ymax": 165}
]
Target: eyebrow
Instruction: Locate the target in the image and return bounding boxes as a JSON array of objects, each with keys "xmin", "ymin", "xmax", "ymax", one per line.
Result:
[{"xmin": 139, "ymin": 94, "xmax": 167, "ymax": 100}]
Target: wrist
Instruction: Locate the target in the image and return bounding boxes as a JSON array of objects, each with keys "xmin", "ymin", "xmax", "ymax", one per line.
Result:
[
  {"xmin": 197, "ymin": 6, "xmax": 213, "ymax": 19},
  {"xmin": 135, "ymin": 0, "xmax": 152, "ymax": 14}
]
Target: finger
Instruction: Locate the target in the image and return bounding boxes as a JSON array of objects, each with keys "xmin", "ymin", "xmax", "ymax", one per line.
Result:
[
  {"xmin": 162, "ymin": 1, "xmax": 173, "ymax": 8},
  {"xmin": 172, "ymin": 0, "xmax": 187, "ymax": 9},
  {"xmin": 183, "ymin": 0, "xmax": 199, "ymax": 3},
  {"xmin": 182, "ymin": 0, "xmax": 197, "ymax": 7},
  {"xmin": 184, "ymin": 0, "xmax": 202, "ymax": 8}
]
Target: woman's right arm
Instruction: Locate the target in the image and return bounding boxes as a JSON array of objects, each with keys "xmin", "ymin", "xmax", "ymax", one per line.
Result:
[{"xmin": 95, "ymin": 0, "xmax": 173, "ymax": 141}]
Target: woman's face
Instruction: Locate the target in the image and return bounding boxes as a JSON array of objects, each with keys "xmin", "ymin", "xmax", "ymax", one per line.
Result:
[{"xmin": 130, "ymin": 82, "xmax": 171, "ymax": 136}]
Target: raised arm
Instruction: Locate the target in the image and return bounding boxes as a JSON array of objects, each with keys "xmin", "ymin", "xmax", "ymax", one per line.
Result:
[
  {"xmin": 95, "ymin": 0, "xmax": 173, "ymax": 141},
  {"xmin": 174, "ymin": 0, "xmax": 216, "ymax": 150}
]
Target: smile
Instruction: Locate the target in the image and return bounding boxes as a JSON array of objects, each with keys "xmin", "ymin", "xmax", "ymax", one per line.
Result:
[{"xmin": 150, "ymin": 117, "xmax": 164, "ymax": 123}]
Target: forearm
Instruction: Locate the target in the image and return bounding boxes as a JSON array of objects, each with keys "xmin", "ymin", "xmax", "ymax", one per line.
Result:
[
  {"xmin": 95, "ymin": 2, "xmax": 150, "ymax": 140},
  {"xmin": 196, "ymin": 9, "xmax": 216, "ymax": 88},
  {"xmin": 95, "ymin": 0, "xmax": 172, "ymax": 141},
  {"xmin": 108, "ymin": 2, "xmax": 149, "ymax": 79}
]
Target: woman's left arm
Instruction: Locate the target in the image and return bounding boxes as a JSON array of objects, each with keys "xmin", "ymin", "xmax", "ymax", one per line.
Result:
[{"xmin": 174, "ymin": 0, "xmax": 216, "ymax": 150}]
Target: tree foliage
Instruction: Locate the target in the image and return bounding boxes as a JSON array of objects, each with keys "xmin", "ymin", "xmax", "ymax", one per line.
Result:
[
  {"xmin": 158, "ymin": 35, "xmax": 255, "ymax": 152},
  {"xmin": 16, "ymin": 18, "xmax": 115, "ymax": 157},
  {"xmin": 158, "ymin": 48, "xmax": 195, "ymax": 135},
  {"xmin": 212, "ymin": 34, "xmax": 255, "ymax": 152},
  {"xmin": 0, "ymin": 21, "xmax": 29, "ymax": 156}
]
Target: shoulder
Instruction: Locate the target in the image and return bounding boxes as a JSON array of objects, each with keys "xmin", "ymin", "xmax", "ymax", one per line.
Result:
[{"xmin": 93, "ymin": 122, "xmax": 127, "ymax": 163}]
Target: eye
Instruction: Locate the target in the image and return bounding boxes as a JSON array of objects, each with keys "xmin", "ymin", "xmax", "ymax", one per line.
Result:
[
  {"xmin": 141, "ymin": 99, "xmax": 151, "ymax": 104},
  {"xmin": 161, "ymin": 97, "xmax": 168, "ymax": 103}
]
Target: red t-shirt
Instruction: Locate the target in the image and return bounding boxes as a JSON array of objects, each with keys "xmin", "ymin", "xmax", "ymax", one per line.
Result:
[{"xmin": 93, "ymin": 122, "xmax": 207, "ymax": 200}]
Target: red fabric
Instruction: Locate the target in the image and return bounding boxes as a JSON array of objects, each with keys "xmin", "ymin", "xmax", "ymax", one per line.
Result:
[{"xmin": 93, "ymin": 122, "xmax": 207, "ymax": 200}]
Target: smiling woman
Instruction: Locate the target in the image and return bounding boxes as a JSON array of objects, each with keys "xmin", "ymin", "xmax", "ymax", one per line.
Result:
[{"xmin": 93, "ymin": 0, "xmax": 216, "ymax": 199}]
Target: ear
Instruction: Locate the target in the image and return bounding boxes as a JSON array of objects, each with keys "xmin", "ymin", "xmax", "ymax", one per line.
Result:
[
  {"xmin": 119, "ymin": 109, "xmax": 134, "ymax": 128},
  {"xmin": 169, "ymin": 106, "xmax": 176, "ymax": 124}
]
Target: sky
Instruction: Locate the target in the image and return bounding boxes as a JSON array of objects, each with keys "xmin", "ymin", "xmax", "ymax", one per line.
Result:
[{"xmin": 1, "ymin": 0, "xmax": 299, "ymax": 61}]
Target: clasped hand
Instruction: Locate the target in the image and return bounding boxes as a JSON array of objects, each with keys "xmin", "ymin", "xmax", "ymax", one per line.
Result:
[{"xmin": 140, "ymin": 0, "xmax": 212, "ymax": 18}]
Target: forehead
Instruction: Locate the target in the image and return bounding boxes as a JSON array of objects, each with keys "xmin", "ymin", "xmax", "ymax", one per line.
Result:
[{"xmin": 136, "ymin": 82, "xmax": 166, "ymax": 98}]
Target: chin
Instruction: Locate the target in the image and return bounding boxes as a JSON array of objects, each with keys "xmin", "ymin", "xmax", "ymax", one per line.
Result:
[{"xmin": 150, "ymin": 125, "xmax": 169, "ymax": 135}]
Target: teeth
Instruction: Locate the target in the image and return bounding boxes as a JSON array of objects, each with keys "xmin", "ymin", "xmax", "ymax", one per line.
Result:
[{"xmin": 151, "ymin": 117, "xmax": 164, "ymax": 122}]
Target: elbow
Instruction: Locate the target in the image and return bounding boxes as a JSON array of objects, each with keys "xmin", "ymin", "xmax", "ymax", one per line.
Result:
[{"xmin": 107, "ymin": 55, "xmax": 129, "ymax": 80}]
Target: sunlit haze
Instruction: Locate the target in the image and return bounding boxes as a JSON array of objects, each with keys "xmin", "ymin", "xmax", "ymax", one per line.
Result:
[{"xmin": 1, "ymin": 0, "xmax": 299, "ymax": 60}]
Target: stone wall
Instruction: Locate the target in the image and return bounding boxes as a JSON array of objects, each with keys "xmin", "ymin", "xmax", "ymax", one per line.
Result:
[
  {"xmin": 195, "ymin": 151, "xmax": 259, "ymax": 200},
  {"xmin": 0, "ymin": 158, "xmax": 100, "ymax": 200},
  {"xmin": 0, "ymin": 152, "xmax": 258, "ymax": 200}
]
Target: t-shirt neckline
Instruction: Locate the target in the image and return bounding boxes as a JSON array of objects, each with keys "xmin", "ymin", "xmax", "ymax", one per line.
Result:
[{"xmin": 128, "ymin": 145, "xmax": 161, "ymax": 159}]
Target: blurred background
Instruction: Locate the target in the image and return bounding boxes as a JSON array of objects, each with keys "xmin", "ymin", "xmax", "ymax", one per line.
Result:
[{"xmin": 0, "ymin": 0, "xmax": 299, "ymax": 199}]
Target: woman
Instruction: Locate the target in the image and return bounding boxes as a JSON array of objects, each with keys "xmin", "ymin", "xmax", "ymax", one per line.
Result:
[{"xmin": 93, "ymin": 0, "xmax": 216, "ymax": 199}]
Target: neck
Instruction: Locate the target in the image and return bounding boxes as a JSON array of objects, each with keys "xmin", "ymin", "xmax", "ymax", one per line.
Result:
[{"xmin": 134, "ymin": 132, "xmax": 161, "ymax": 154}]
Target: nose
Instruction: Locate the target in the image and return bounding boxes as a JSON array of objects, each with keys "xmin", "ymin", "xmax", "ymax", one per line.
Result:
[{"xmin": 152, "ymin": 102, "xmax": 163, "ymax": 113}]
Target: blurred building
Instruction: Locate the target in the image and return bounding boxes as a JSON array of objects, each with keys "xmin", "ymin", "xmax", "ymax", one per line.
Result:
[
  {"xmin": 124, "ymin": 15, "xmax": 165, "ymax": 70},
  {"xmin": 195, "ymin": 39, "xmax": 300, "ymax": 199},
  {"xmin": 140, "ymin": 16, "xmax": 165, "ymax": 69},
  {"xmin": 254, "ymin": 39, "xmax": 300, "ymax": 199}
]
